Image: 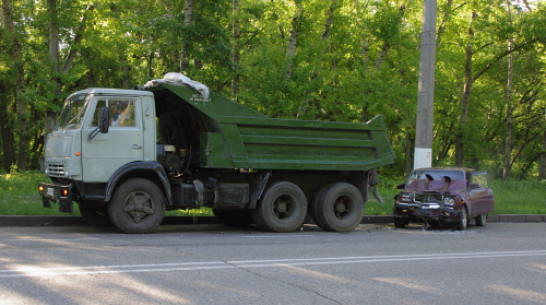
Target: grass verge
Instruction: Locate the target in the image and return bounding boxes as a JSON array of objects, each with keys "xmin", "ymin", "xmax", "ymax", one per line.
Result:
[{"xmin": 1, "ymin": 171, "xmax": 544, "ymax": 216}]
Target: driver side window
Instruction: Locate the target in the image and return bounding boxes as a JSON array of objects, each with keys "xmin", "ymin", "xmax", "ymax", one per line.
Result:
[
  {"xmin": 92, "ymin": 99, "xmax": 136, "ymax": 127},
  {"xmin": 471, "ymin": 174, "xmax": 488, "ymax": 188}
]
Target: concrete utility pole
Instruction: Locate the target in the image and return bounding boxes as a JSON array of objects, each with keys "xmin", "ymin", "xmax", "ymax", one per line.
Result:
[{"xmin": 414, "ymin": 0, "xmax": 437, "ymax": 170}]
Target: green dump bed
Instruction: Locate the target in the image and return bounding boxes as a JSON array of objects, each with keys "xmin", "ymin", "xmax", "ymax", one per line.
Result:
[{"xmin": 149, "ymin": 83, "xmax": 394, "ymax": 171}]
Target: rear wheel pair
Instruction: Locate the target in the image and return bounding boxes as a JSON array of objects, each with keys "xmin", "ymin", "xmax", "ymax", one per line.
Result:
[
  {"xmin": 252, "ymin": 181, "xmax": 364, "ymax": 233},
  {"xmin": 310, "ymin": 183, "xmax": 364, "ymax": 232}
]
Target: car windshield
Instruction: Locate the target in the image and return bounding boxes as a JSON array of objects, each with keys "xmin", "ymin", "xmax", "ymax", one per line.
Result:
[
  {"xmin": 57, "ymin": 93, "xmax": 90, "ymax": 130},
  {"xmin": 405, "ymin": 170, "xmax": 466, "ymax": 192}
]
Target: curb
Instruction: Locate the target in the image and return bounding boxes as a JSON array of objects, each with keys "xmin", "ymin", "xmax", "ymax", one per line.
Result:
[{"xmin": 1, "ymin": 215, "xmax": 545, "ymax": 227}]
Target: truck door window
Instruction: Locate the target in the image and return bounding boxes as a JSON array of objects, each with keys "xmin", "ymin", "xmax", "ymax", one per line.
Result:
[{"xmin": 92, "ymin": 99, "xmax": 136, "ymax": 127}]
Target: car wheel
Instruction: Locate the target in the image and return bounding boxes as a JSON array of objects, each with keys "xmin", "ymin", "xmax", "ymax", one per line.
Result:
[
  {"xmin": 454, "ymin": 206, "xmax": 468, "ymax": 230},
  {"xmin": 475, "ymin": 213, "xmax": 487, "ymax": 227},
  {"xmin": 393, "ymin": 218, "xmax": 406, "ymax": 229},
  {"xmin": 310, "ymin": 182, "xmax": 364, "ymax": 232},
  {"xmin": 252, "ymin": 181, "xmax": 307, "ymax": 232},
  {"xmin": 108, "ymin": 178, "xmax": 166, "ymax": 233}
]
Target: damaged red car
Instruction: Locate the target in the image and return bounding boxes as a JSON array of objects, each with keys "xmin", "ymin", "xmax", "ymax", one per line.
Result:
[{"xmin": 393, "ymin": 167, "xmax": 494, "ymax": 230}]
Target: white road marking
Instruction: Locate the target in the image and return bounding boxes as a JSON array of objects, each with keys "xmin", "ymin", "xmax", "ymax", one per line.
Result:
[{"xmin": 1, "ymin": 250, "xmax": 545, "ymax": 279}]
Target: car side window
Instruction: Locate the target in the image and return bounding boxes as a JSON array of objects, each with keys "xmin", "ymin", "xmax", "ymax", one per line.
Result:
[
  {"xmin": 92, "ymin": 99, "xmax": 136, "ymax": 127},
  {"xmin": 471, "ymin": 174, "xmax": 488, "ymax": 188}
]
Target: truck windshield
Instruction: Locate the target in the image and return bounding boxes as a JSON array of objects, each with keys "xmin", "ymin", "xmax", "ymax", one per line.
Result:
[{"xmin": 57, "ymin": 93, "xmax": 90, "ymax": 130}]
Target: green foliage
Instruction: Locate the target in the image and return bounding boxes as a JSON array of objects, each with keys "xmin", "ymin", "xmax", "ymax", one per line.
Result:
[{"xmin": 0, "ymin": 0, "xmax": 544, "ymax": 178}]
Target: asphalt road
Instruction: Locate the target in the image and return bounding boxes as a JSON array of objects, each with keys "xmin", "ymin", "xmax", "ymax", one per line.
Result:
[{"xmin": 1, "ymin": 223, "xmax": 545, "ymax": 305}]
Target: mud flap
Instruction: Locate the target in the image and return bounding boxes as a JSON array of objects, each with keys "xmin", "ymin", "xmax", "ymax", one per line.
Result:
[
  {"xmin": 42, "ymin": 197, "xmax": 52, "ymax": 208},
  {"xmin": 59, "ymin": 198, "xmax": 73, "ymax": 213}
]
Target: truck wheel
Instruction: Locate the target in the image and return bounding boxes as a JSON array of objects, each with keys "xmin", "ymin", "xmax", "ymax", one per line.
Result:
[
  {"xmin": 108, "ymin": 178, "xmax": 166, "ymax": 233},
  {"xmin": 252, "ymin": 181, "xmax": 307, "ymax": 232},
  {"xmin": 78, "ymin": 203, "xmax": 112, "ymax": 227},
  {"xmin": 310, "ymin": 182, "xmax": 364, "ymax": 232}
]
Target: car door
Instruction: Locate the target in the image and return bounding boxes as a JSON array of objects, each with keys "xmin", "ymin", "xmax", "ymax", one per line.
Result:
[
  {"xmin": 81, "ymin": 96, "xmax": 143, "ymax": 183},
  {"xmin": 468, "ymin": 172, "xmax": 494, "ymax": 215}
]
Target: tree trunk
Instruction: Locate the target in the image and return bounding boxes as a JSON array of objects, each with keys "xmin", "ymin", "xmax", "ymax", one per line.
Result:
[
  {"xmin": 374, "ymin": 4, "xmax": 405, "ymax": 71},
  {"xmin": 3, "ymin": 0, "xmax": 29, "ymax": 170},
  {"xmin": 297, "ymin": 0, "xmax": 337, "ymax": 118},
  {"xmin": 180, "ymin": 0, "xmax": 194, "ymax": 72},
  {"xmin": 46, "ymin": 0, "xmax": 60, "ymax": 133},
  {"xmin": 503, "ymin": 8, "xmax": 514, "ymax": 180},
  {"xmin": 361, "ymin": 37, "xmax": 369, "ymax": 67},
  {"xmin": 374, "ymin": 43, "xmax": 391, "ymax": 71},
  {"xmin": 0, "ymin": 83, "xmax": 16, "ymax": 172},
  {"xmin": 455, "ymin": 12, "xmax": 475, "ymax": 167},
  {"xmin": 284, "ymin": 0, "xmax": 303, "ymax": 82},
  {"xmin": 62, "ymin": 4, "xmax": 95, "ymax": 74},
  {"xmin": 436, "ymin": 0, "xmax": 453, "ymax": 47},
  {"xmin": 405, "ymin": 132, "xmax": 415, "ymax": 176},
  {"xmin": 539, "ymin": 125, "xmax": 546, "ymax": 180},
  {"xmin": 47, "ymin": 0, "xmax": 59, "ymax": 74},
  {"xmin": 231, "ymin": 0, "xmax": 241, "ymax": 100},
  {"xmin": 322, "ymin": 0, "xmax": 336, "ymax": 40}
]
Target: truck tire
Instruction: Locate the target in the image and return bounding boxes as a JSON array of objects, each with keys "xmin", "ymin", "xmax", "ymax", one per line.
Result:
[
  {"xmin": 252, "ymin": 181, "xmax": 307, "ymax": 233},
  {"xmin": 310, "ymin": 182, "xmax": 364, "ymax": 232},
  {"xmin": 108, "ymin": 178, "xmax": 166, "ymax": 233}
]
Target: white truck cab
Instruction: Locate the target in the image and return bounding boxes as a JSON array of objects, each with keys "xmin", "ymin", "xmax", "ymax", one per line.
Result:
[{"xmin": 40, "ymin": 88, "xmax": 157, "ymax": 211}]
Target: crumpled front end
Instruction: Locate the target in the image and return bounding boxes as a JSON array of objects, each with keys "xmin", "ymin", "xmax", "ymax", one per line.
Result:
[{"xmin": 393, "ymin": 190, "xmax": 463, "ymax": 224}]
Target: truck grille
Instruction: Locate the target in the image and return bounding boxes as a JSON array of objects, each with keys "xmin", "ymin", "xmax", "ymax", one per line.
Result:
[{"xmin": 47, "ymin": 163, "xmax": 66, "ymax": 177}]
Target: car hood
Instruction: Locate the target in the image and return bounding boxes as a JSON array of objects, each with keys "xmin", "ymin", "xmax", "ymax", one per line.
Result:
[{"xmin": 404, "ymin": 179, "xmax": 466, "ymax": 194}]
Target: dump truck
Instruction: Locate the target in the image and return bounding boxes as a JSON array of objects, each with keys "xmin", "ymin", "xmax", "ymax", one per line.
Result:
[{"xmin": 38, "ymin": 73, "xmax": 394, "ymax": 233}]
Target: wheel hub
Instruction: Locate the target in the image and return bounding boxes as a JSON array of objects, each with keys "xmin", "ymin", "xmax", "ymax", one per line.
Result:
[{"xmin": 124, "ymin": 192, "xmax": 154, "ymax": 223}]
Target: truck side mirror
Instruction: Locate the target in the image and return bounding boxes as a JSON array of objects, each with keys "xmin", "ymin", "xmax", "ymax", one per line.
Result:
[
  {"xmin": 99, "ymin": 106, "xmax": 110, "ymax": 133},
  {"xmin": 88, "ymin": 106, "xmax": 110, "ymax": 141}
]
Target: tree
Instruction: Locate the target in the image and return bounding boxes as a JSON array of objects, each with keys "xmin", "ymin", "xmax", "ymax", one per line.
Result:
[{"xmin": 1, "ymin": 0, "xmax": 28, "ymax": 170}]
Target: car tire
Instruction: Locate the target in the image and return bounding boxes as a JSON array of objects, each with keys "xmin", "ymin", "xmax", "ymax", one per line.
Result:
[
  {"xmin": 475, "ymin": 213, "xmax": 487, "ymax": 227},
  {"xmin": 310, "ymin": 182, "xmax": 364, "ymax": 232},
  {"xmin": 108, "ymin": 178, "xmax": 166, "ymax": 234},
  {"xmin": 252, "ymin": 181, "xmax": 307, "ymax": 232},
  {"xmin": 393, "ymin": 218, "xmax": 406, "ymax": 229},
  {"xmin": 454, "ymin": 206, "xmax": 468, "ymax": 230}
]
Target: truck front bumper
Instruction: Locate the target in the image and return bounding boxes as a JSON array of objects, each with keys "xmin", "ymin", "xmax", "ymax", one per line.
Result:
[{"xmin": 38, "ymin": 182, "xmax": 73, "ymax": 213}]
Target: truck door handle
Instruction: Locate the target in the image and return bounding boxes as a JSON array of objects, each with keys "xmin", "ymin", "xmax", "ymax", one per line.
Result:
[{"xmin": 131, "ymin": 144, "xmax": 142, "ymax": 150}]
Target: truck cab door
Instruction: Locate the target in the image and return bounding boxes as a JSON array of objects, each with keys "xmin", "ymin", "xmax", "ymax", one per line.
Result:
[{"xmin": 82, "ymin": 96, "xmax": 144, "ymax": 183}]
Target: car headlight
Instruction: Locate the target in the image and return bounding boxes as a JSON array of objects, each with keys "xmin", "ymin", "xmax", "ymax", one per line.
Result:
[
  {"xmin": 401, "ymin": 194, "xmax": 412, "ymax": 202},
  {"xmin": 443, "ymin": 197, "xmax": 455, "ymax": 206}
]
